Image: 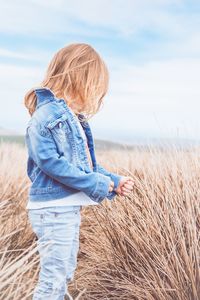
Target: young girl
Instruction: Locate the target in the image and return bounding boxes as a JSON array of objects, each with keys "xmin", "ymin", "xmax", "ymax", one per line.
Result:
[{"xmin": 24, "ymin": 43, "xmax": 134, "ymax": 300}]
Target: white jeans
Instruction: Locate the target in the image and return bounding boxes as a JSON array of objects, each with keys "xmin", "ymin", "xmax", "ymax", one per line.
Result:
[{"xmin": 28, "ymin": 205, "xmax": 82, "ymax": 300}]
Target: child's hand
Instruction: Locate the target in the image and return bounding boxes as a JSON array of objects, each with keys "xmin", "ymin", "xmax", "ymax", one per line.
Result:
[
  {"xmin": 109, "ymin": 180, "xmax": 115, "ymax": 192},
  {"xmin": 114, "ymin": 176, "xmax": 134, "ymax": 196}
]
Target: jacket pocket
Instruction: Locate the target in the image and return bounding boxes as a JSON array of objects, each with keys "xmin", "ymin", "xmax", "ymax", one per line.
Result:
[
  {"xmin": 46, "ymin": 113, "xmax": 73, "ymax": 160},
  {"xmin": 46, "ymin": 113, "xmax": 69, "ymax": 148},
  {"xmin": 46, "ymin": 113, "xmax": 71, "ymax": 133}
]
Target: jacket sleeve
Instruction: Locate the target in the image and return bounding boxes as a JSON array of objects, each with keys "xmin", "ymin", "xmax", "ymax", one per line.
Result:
[
  {"xmin": 96, "ymin": 163, "xmax": 123, "ymax": 200},
  {"xmin": 26, "ymin": 124, "xmax": 112, "ymax": 203}
]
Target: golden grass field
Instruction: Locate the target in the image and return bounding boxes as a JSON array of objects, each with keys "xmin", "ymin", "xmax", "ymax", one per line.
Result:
[{"xmin": 0, "ymin": 142, "xmax": 199, "ymax": 300}]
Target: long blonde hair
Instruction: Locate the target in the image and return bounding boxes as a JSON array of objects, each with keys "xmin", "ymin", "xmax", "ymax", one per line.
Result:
[{"xmin": 24, "ymin": 43, "xmax": 109, "ymax": 121}]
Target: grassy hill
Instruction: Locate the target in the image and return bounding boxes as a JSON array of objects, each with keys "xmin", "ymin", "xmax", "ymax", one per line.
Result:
[
  {"xmin": 0, "ymin": 134, "xmax": 134, "ymax": 150},
  {"xmin": 0, "ymin": 135, "xmax": 25, "ymax": 145}
]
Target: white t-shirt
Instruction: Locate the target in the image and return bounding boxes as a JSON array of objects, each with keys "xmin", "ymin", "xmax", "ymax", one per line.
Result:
[{"xmin": 26, "ymin": 113, "xmax": 99, "ymax": 209}]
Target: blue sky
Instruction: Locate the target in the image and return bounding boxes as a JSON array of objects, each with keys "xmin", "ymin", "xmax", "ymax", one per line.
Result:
[{"xmin": 0, "ymin": 0, "xmax": 200, "ymax": 143}]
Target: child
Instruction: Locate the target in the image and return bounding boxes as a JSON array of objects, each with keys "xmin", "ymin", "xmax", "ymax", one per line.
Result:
[{"xmin": 24, "ymin": 43, "xmax": 134, "ymax": 300}]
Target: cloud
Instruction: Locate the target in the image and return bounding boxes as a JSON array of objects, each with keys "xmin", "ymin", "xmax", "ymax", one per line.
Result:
[
  {"xmin": 91, "ymin": 57, "xmax": 200, "ymax": 140},
  {"xmin": 0, "ymin": 0, "xmax": 198, "ymax": 39},
  {"xmin": 1, "ymin": 0, "xmax": 199, "ymax": 71},
  {"xmin": 1, "ymin": 55, "xmax": 200, "ymax": 140},
  {"xmin": 0, "ymin": 47, "xmax": 49, "ymax": 62},
  {"xmin": 0, "ymin": 0, "xmax": 200, "ymax": 141},
  {"xmin": 0, "ymin": 63, "xmax": 43, "ymax": 133}
]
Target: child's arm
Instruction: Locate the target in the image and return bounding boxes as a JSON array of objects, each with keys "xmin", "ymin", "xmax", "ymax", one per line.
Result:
[
  {"xmin": 96, "ymin": 163, "xmax": 123, "ymax": 200},
  {"xmin": 26, "ymin": 125, "xmax": 113, "ymax": 203}
]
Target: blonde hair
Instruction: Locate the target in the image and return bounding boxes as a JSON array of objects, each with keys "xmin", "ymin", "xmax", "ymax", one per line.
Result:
[{"xmin": 24, "ymin": 43, "xmax": 109, "ymax": 122}]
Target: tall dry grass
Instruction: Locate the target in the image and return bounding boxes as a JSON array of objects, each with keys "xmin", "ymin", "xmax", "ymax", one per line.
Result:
[{"xmin": 0, "ymin": 142, "xmax": 199, "ymax": 299}]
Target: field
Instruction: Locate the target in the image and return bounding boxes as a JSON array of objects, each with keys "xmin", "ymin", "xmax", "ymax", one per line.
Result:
[{"xmin": 0, "ymin": 141, "xmax": 199, "ymax": 300}]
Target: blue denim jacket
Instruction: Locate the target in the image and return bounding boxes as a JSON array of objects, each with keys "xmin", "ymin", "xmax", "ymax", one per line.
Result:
[{"xmin": 25, "ymin": 87, "xmax": 122, "ymax": 203}]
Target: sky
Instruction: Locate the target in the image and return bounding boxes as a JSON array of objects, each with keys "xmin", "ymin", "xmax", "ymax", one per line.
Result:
[{"xmin": 0, "ymin": 0, "xmax": 200, "ymax": 144}]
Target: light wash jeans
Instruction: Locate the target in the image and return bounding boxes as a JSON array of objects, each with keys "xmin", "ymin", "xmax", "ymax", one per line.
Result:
[{"xmin": 28, "ymin": 205, "xmax": 82, "ymax": 300}]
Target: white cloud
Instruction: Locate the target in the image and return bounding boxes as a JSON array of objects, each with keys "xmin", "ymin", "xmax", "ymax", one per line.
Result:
[
  {"xmin": 0, "ymin": 63, "xmax": 43, "ymax": 133},
  {"xmin": 91, "ymin": 57, "xmax": 200, "ymax": 141},
  {"xmin": 0, "ymin": 48, "xmax": 49, "ymax": 62},
  {"xmin": 0, "ymin": 0, "xmax": 200, "ymax": 142},
  {"xmin": 0, "ymin": 0, "xmax": 198, "ymax": 39},
  {"xmin": 0, "ymin": 56, "xmax": 200, "ymax": 140}
]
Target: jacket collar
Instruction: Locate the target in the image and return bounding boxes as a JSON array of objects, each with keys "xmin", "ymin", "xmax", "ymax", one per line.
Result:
[{"xmin": 34, "ymin": 87, "xmax": 55, "ymax": 109}]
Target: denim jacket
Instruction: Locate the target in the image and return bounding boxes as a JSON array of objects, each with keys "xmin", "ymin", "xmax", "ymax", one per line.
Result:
[{"xmin": 25, "ymin": 87, "xmax": 122, "ymax": 203}]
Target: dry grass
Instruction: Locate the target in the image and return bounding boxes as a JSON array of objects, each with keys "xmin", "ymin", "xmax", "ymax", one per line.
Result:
[{"xmin": 0, "ymin": 142, "xmax": 199, "ymax": 300}]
